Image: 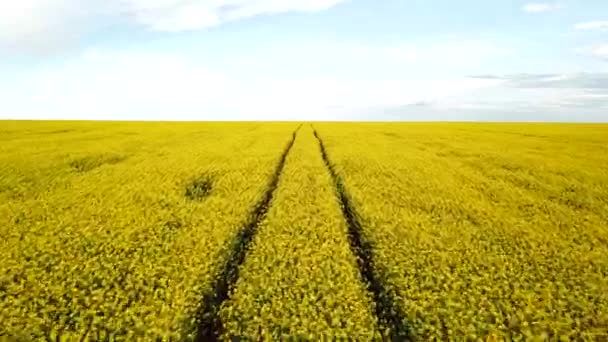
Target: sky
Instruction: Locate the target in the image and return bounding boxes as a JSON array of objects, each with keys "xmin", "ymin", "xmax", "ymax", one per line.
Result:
[{"xmin": 0, "ymin": 0, "xmax": 607, "ymax": 121}]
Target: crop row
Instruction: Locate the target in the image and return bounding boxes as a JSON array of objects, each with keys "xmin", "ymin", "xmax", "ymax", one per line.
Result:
[
  {"xmin": 314, "ymin": 123, "xmax": 608, "ymax": 340},
  {"xmin": 0, "ymin": 122, "xmax": 297, "ymax": 339}
]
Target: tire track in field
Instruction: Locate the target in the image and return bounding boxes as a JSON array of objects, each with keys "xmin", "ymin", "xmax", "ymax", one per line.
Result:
[
  {"xmin": 312, "ymin": 127, "xmax": 412, "ymax": 340},
  {"xmin": 195, "ymin": 124, "xmax": 301, "ymax": 341}
]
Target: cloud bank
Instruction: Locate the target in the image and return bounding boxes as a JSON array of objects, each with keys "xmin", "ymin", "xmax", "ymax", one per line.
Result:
[
  {"xmin": 0, "ymin": 49, "xmax": 502, "ymax": 120},
  {"xmin": 0, "ymin": 0, "xmax": 348, "ymax": 52},
  {"xmin": 120, "ymin": 0, "xmax": 347, "ymax": 32},
  {"xmin": 3, "ymin": 48, "xmax": 606, "ymax": 122},
  {"xmin": 418, "ymin": 73, "xmax": 608, "ymax": 121}
]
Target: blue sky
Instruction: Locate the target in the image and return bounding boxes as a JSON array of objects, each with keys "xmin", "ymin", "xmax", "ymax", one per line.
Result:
[{"xmin": 1, "ymin": 0, "xmax": 607, "ymax": 121}]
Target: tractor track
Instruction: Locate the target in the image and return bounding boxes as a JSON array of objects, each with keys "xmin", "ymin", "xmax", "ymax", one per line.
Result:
[
  {"xmin": 312, "ymin": 126, "xmax": 411, "ymax": 340},
  {"xmin": 195, "ymin": 124, "xmax": 301, "ymax": 341}
]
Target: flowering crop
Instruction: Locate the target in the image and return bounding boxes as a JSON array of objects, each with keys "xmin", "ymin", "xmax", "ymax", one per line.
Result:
[
  {"xmin": 0, "ymin": 121, "xmax": 297, "ymax": 339},
  {"xmin": 314, "ymin": 122, "xmax": 608, "ymax": 340}
]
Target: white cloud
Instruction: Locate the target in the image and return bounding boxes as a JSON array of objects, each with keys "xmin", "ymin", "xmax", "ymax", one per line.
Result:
[
  {"xmin": 0, "ymin": 48, "xmax": 503, "ymax": 120},
  {"xmin": 580, "ymin": 44, "xmax": 608, "ymax": 61},
  {"xmin": 119, "ymin": 0, "xmax": 347, "ymax": 32},
  {"xmin": 0, "ymin": 0, "xmax": 92, "ymax": 53},
  {"xmin": 386, "ymin": 82, "xmax": 608, "ymax": 122},
  {"xmin": 574, "ymin": 21, "xmax": 608, "ymax": 31},
  {"xmin": 0, "ymin": 0, "xmax": 347, "ymax": 52},
  {"xmin": 473, "ymin": 73, "xmax": 608, "ymax": 88},
  {"xmin": 3, "ymin": 50, "xmax": 608, "ymax": 122},
  {"xmin": 522, "ymin": 2, "xmax": 563, "ymax": 13},
  {"xmin": 425, "ymin": 73, "xmax": 608, "ymax": 121}
]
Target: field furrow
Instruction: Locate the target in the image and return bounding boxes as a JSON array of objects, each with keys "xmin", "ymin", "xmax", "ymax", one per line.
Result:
[
  {"xmin": 313, "ymin": 127, "xmax": 411, "ymax": 339},
  {"xmin": 314, "ymin": 122, "xmax": 608, "ymax": 340},
  {"xmin": 0, "ymin": 122, "xmax": 298, "ymax": 340},
  {"xmin": 196, "ymin": 125, "xmax": 300, "ymax": 340},
  {"xmin": 218, "ymin": 126, "xmax": 381, "ymax": 340}
]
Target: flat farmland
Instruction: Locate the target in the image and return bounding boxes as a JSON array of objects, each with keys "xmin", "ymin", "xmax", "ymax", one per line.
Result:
[{"xmin": 1, "ymin": 121, "xmax": 607, "ymax": 340}]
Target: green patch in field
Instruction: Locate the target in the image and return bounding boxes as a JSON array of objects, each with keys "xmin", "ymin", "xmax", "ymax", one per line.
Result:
[
  {"xmin": 69, "ymin": 154, "xmax": 127, "ymax": 172},
  {"xmin": 162, "ymin": 220, "xmax": 183, "ymax": 234},
  {"xmin": 185, "ymin": 175, "xmax": 214, "ymax": 200}
]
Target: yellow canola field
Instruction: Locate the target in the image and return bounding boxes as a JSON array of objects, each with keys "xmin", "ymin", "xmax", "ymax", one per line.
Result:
[
  {"xmin": 0, "ymin": 121, "xmax": 297, "ymax": 339},
  {"xmin": 314, "ymin": 122, "xmax": 608, "ymax": 340},
  {"xmin": 219, "ymin": 125, "xmax": 381, "ymax": 340},
  {"xmin": 2, "ymin": 121, "xmax": 608, "ymax": 340}
]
